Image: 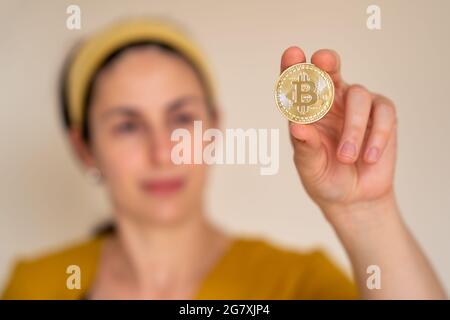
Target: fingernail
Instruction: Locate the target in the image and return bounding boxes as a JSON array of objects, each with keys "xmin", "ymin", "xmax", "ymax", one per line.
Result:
[
  {"xmin": 366, "ymin": 147, "xmax": 379, "ymax": 162},
  {"xmin": 340, "ymin": 141, "xmax": 356, "ymax": 158}
]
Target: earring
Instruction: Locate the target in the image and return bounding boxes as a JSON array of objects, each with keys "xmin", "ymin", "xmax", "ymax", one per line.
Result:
[{"xmin": 86, "ymin": 167, "xmax": 102, "ymax": 184}]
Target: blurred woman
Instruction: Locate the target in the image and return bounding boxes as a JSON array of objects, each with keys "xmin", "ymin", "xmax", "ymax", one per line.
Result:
[{"xmin": 1, "ymin": 18, "xmax": 446, "ymax": 299}]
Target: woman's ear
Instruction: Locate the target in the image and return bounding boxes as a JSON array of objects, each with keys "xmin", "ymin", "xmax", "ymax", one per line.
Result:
[{"xmin": 68, "ymin": 127, "xmax": 96, "ymax": 169}]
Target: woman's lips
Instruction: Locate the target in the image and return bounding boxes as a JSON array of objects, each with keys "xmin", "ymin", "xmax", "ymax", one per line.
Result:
[{"xmin": 141, "ymin": 177, "xmax": 185, "ymax": 196}]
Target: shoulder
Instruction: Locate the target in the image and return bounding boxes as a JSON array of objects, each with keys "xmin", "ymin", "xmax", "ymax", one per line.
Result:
[
  {"xmin": 1, "ymin": 235, "xmax": 104, "ymax": 299},
  {"xmin": 228, "ymin": 236, "xmax": 359, "ymax": 299},
  {"xmin": 233, "ymin": 235, "xmax": 338, "ymax": 270}
]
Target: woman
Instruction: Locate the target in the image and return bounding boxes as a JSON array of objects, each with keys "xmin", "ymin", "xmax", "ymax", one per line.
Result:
[{"xmin": 1, "ymin": 18, "xmax": 446, "ymax": 299}]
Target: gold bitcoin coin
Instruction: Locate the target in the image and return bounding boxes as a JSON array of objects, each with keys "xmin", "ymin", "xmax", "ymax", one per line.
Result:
[{"xmin": 274, "ymin": 63, "xmax": 334, "ymax": 124}]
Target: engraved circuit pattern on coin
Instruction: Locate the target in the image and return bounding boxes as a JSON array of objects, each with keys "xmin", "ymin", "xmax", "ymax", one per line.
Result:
[{"xmin": 275, "ymin": 63, "xmax": 335, "ymax": 124}]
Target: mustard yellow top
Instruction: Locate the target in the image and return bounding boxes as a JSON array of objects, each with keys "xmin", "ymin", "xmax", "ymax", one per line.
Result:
[{"xmin": 1, "ymin": 234, "xmax": 358, "ymax": 299}]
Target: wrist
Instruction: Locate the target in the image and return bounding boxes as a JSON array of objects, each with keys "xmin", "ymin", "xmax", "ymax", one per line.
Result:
[{"xmin": 320, "ymin": 189, "xmax": 401, "ymax": 231}]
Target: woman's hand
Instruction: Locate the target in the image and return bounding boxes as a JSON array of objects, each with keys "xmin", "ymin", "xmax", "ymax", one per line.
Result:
[
  {"xmin": 282, "ymin": 46, "xmax": 398, "ymax": 220},
  {"xmin": 281, "ymin": 46, "xmax": 447, "ymax": 299}
]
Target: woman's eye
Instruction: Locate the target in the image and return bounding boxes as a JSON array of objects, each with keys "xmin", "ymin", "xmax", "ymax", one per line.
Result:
[
  {"xmin": 173, "ymin": 113, "xmax": 195, "ymax": 125},
  {"xmin": 114, "ymin": 121, "xmax": 139, "ymax": 134}
]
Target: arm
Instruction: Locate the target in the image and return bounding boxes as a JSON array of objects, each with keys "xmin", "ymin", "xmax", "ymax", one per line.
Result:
[
  {"xmin": 324, "ymin": 191, "xmax": 446, "ymax": 299},
  {"xmin": 280, "ymin": 46, "xmax": 447, "ymax": 299}
]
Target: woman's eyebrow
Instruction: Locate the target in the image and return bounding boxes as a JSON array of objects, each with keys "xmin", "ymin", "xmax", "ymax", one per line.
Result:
[
  {"xmin": 166, "ymin": 95, "xmax": 201, "ymax": 113},
  {"xmin": 100, "ymin": 95, "xmax": 201, "ymax": 120},
  {"xmin": 100, "ymin": 107, "xmax": 141, "ymax": 121}
]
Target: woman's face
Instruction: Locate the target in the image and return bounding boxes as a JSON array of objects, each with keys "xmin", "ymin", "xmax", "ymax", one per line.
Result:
[{"xmin": 82, "ymin": 46, "xmax": 215, "ymax": 225}]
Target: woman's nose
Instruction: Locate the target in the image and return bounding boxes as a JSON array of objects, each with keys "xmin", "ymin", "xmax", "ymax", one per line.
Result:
[{"xmin": 148, "ymin": 129, "xmax": 174, "ymax": 167}]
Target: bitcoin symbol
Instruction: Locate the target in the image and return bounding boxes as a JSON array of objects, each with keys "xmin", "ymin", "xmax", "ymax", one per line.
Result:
[
  {"xmin": 292, "ymin": 74, "xmax": 317, "ymax": 114},
  {"xmin": 275, "ymin": 63, "xmax": 334, "ymax": 124}
]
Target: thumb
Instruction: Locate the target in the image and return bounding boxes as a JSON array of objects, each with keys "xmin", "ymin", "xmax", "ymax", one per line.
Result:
[{"xmin": 289, "ymin": 122, "xmax": 326, "ymax": 175}]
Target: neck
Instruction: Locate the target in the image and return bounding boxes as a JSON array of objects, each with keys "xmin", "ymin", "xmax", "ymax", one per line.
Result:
[{"xmin": 108, "ymin": 209, "xmax": 229, "ymax": 293}]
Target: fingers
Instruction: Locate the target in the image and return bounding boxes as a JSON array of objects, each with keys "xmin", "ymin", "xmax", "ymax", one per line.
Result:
[
  {"xmin": 280, "ymin": 46, "xmax": 306, "ymax": 73},
  {"xmin": 337, "ymin": 84, "xmax": 373, "ymax": 164},
  {"xmin": 311, "ymin": 49, "xmax": 347, "ymax": 89},
  {"xmin": 289, "ymin": 121, "xmax": 322, "ymax": 149},
  {"xmin": 282, "ymin": 47, "xmax": 325, "ymax": 171},
  {"xmin": 281, "ymin": 47, "xmax": 346, "ymax": 88},
  {"xmin": 363, "ymin": 95, "xmax": 397, "ymax": 164},
  {"xmin": 281, "ymin": 47, "xmax": 396, "ymax": 168},
  {"xmin": 289, "ymin": 121, "xmax": 325, "ymax": 175}
]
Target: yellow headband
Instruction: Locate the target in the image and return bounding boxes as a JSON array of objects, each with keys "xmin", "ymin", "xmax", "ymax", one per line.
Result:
[{"xmin": 66, "ymin": 18, "xmax": 216, "ymax": 128}]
